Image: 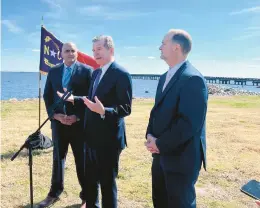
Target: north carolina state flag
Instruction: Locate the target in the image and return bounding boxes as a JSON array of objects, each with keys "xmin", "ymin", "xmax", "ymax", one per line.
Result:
[
  {"xmin": 77, "ymin": 51, "xmax": 99, "ymax": 69},
  {"xmin": 39, "ymin": 26, "xmax": 99, "ymax": 74}
]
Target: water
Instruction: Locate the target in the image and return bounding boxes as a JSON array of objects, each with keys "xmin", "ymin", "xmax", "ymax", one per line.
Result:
[{"xmin": 1, "ymin": 72, "xmax": 260, "ymax": 100}]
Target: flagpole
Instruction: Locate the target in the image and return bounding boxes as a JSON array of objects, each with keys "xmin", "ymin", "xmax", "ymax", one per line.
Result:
[{"xmin": 39, "ymin": 16, "xmax": 44, "ymax": 129}]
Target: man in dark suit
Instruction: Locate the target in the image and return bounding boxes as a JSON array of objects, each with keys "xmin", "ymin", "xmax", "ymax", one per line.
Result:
[
  {"xmin": 38, "ymin": 42, "xmax": 92, "ymax": 208},
  {"xmin": 145, "ymin": 29, "xmax": 208, "ymax": 208},
  {"xmin": 80, "ymin": 35, "xmax": 132, "ymax": 208}
]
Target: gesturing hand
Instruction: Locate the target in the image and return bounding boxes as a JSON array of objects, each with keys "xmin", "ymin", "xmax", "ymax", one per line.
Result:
[{"xmin": 83, "ymin": 96, "xmax": 105, "ymax": 115}]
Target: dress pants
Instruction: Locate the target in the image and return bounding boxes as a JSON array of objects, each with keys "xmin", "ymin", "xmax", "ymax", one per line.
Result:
[
  {"xmin": 48, "ymin": 120, "xmax": 86, "ymax": 200},
  {"xmin": 152, "ymin": 155, "xmax": 201, "ymax": 208},
  {"xmin": 85, "ymin": 147, "xmax": 122, "ymax": 208}
]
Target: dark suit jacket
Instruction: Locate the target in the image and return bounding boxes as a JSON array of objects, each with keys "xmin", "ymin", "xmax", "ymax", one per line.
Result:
[
  {"xmin": 43, "ymin": 62, "xmax": 92, "ymax": 126},
  {"xmin": 146, "ymin": 61, "xmax": 208, "ymax": 174},
  {"xmin": 83, "ymin": 62, "xmax": 132, "ymax": 149}
]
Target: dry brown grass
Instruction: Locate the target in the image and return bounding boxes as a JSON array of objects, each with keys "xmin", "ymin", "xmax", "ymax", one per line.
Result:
[{"xmin": 1, "ymin": 96, "xmax": 260, "ymax": 207}]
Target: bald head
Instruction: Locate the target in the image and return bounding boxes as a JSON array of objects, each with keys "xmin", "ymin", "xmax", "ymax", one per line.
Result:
[
  {"xmin": 62, "ymin": 42, "xmax": 78, "ymax": 53},
  {"xmin": 159, "ymin": 29, "xmax": 192, "ymax": 67},
  {"xmin": 61, "ymin": 42, "xmax": 78, "ymax": 66},
  {"xmin": 167, "ymin": 29, "xmax": 192, "ymax": 55}
]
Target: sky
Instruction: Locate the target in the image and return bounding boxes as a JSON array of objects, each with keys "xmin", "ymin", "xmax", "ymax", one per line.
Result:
[{"xmin": 1, "ymin": 0, "xmax": 260, "ymax": 78}]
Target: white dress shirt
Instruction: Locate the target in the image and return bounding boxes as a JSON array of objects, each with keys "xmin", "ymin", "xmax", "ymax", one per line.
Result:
[
  {"xmin": 162, "ymin": 60, "xmax": 186, "ymax": 91},
  {"xmin": 98, "ymin": 61, "xmax": 113, "ymax": 84}
]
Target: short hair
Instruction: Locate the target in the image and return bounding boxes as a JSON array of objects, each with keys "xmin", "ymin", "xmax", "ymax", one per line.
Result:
[
  {"xmin": 169, "ymin": 29, "xmax": 192, "ymax": 55},
  {"xmin": 92, "ymin": 35, "xmax": 114, "ymax": 49}
]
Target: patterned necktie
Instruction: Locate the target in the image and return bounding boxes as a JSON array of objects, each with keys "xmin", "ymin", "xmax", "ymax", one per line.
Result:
[
  {"xmin": 62, "ymin": 67, "xmax": 72, "ymax": 89},
  {"xmin": 91, "ymin": 69, "xmax": 102, "ymax": 99}
]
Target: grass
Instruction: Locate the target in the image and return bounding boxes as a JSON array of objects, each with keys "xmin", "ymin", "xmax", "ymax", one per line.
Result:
[{"xmin": 1, "ymin": 96, "xmax": 260, "ymax": 208}]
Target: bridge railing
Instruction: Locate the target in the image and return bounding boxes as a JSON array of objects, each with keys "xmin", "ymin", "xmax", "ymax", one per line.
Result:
[{"xmin": 130, "ymin": 74, "xmax": 260, "ymax": 86}]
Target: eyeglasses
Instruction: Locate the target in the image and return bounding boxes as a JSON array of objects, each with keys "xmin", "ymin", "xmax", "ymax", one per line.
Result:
[{"xmin": 64, "ymin": 49, "xmax": 76, "ymax": 53}]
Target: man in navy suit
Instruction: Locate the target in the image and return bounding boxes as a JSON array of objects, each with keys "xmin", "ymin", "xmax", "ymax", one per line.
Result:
[
  {"xmin": 80, "ymin": 35, "xmax": 132, "ymax": 208},
  {"xmin": 39, "ymin": 43, "xmax": 92, "ymax": 208},
  {"xmin": 145, "ymin": 29, "xmax": 208, "ymax": 208}
]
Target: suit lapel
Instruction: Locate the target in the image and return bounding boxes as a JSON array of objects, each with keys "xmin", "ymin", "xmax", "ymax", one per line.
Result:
[
  {"xmin": 154, "ymin": 61, "xmax": 187, "ymax": 108},
  {"xmin": 155, "ymin": 73, "xmax": 166, "ymax": 102},
  {"xmin": 57, "ymin": 64, "xmax": 64, "ymax": 91},
  {"xmin": 94, "ymin": 62, "xmax": 115, "ymax": 96}
]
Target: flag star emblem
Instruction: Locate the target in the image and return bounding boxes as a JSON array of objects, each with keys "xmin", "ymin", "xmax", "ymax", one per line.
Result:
[
  {"xmin": 45, "ymin": 36, "xmax": 52, "ymax": 43},
  {"xmin": 50, "ymin": 49, "xmax": 57, "ymax": 57}
]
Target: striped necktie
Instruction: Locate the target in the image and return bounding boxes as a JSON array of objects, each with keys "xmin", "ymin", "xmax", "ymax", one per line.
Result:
[{"xmin": 62, "ymin": 67, "xmax": 72, "ymax": 89}]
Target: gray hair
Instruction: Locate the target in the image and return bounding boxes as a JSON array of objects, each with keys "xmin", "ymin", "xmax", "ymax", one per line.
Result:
[
  {"xmin": 169, "ymin": 29, "xmax": 192, "ymax": 55},
  {"xmin": 92, "ymin": 35, "xmax": 114, "ymax": 49}
]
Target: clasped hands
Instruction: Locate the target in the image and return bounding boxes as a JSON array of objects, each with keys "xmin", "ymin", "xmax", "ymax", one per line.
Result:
[
  {"xmin": 145, "ymin": 134, "xmax": 160, "ymax": 154},
  {"xmin": 53, "ymin": 114, "xmax": 77, "ymax": 125}
]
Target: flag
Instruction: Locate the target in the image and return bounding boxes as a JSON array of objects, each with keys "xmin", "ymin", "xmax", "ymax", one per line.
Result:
[{"xmin": 39, "ymin": 26, "xmax": 99, "ymax": 74}]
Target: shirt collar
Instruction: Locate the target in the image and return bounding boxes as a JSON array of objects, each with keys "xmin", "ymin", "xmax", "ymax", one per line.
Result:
[
  {"xmin": 101, "ymin": 61, "xmax": 113, "ymax": 73},
  {"xmin": 64, "ymin": 61, "xmax": 77, "ymax": 70},
  {"xmin": 168, "ymin": 60, "xmax": 186, "ymax": 73}
]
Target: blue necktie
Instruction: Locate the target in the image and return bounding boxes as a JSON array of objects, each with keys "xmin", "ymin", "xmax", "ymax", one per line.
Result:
[
  {"xmin": 91, "ymin": 69, "xmax": 102, "ymax": 99},
  {"xmin": 62, "ymin": 67, "xmax": 72, "ymax": 89}
]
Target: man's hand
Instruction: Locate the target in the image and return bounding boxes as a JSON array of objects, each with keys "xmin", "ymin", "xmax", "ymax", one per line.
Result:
[
  {"xmin": 57, "ymin": 88, "xmax": 74, "ymax": 103},
  {"xmin": 53, "ymin": 113, "xmax": 66, "ymax": 124},
  {"xmin": 53, "ymin": 114, "xmax": 77, "ymax": 125},
  {"xmin": 83, "ymin": 96, "xmax": 105, "ymax": 115},
  {"xmin": 64, "ymin": 115, "xmax": 77, "ymax": 125},
  {"xmin": 145, "ymin": 134, "xmax": 160, "ymax": 154}
]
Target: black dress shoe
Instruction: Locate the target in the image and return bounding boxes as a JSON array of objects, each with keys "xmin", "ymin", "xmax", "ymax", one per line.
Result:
[{"xmin": 37, "ymin": 196, "xmax": 59, "ymax": 208}]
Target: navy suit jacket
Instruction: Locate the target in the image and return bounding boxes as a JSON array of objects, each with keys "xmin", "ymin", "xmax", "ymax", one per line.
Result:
[
  {"xmin": 83, "ymin": 62, "xmax": 132, "ymax": 149},
  {"xmin": 146, "ymin": 61, "xmax": 208, "ymax": 174},
  {"xmin": 43, "ymin": 62, "xmax": 92, "ymax": 126}
]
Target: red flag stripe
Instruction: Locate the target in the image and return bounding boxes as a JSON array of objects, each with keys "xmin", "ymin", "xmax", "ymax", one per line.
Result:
[{"xmin": 77, "ymin": 51, "xmax": 99, "ymax": 69}]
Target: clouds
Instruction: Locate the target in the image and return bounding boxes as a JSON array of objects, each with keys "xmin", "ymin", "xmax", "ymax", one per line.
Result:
[
  {"xmin": 245, "ymin": 26, "xmax": 260, "ymax": 30},
  {"xmin": 87, "ymin": 0, "xmax": 138, "ymax": 2},
  {"xmin": 1, "ymin": 20, "xmax": 23, "ymax": 34},
  {"xmin": 252, "ymin": 57, "xmax": 260, "ymax": 61},
  {"xmin": 124, "ymin": 46, "xmax": 139, "ymax": 49},
  {"xmin": 41, "ymin": 0, "xmax": 62, "ymax": 10},
  {"xmin": 81, "ymin": 5, "xmax": 103, "ymax": 14},
  {"xmin": 230, "ymin": 5, "xmax": 260, "ymax": 41},
  {"xmin": 127, "ymin": 55, "xmax": 157, "ymax": 59},
  {"xmin": 232, "ymin": 30, "xmax": 260, "ymax": 41},
  {"xmin": 41, "ymin": 0, "xmax": 150, "ymax": 21},
  {"xmin": 79, "ymin": 5, "xmax": 151, "ymax": 20},
  {"xmin": 193, "ymin": 59, "xmax": 260, "ymax": 78},
  {"xmin": 229, "ymin": 6, "xmax": 260, "ymax": 15},
  {"xmin": 41, "ymin": 0, "xmax": 65, "ymax": 20}
]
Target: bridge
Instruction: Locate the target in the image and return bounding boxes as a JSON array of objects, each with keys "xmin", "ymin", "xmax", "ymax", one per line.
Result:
[{"xmin": 131, "ymin": 74, "xmax": 260, "ymax": 86}]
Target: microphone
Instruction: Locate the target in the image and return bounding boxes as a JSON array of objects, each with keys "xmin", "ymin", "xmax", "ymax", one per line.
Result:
[
  {"xmin": 57, "ymin": 88, "xmax": 72, "ymax": 102},
  {"xmin": 63, "ymin": 89, "xmax": 73, "ymax": 102},
  {"xmin": 48, "ymin": 89, "xmax": 74, "ymax": 117},
  {"xmin": 62, "ymin": 88, "xmax": 73, "ymax": 115}
]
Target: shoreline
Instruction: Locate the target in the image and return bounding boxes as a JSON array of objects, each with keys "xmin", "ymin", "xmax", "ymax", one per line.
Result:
[{"xmin": 2, "ymin": 84, "xmax": 260, "ymax": 102}]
